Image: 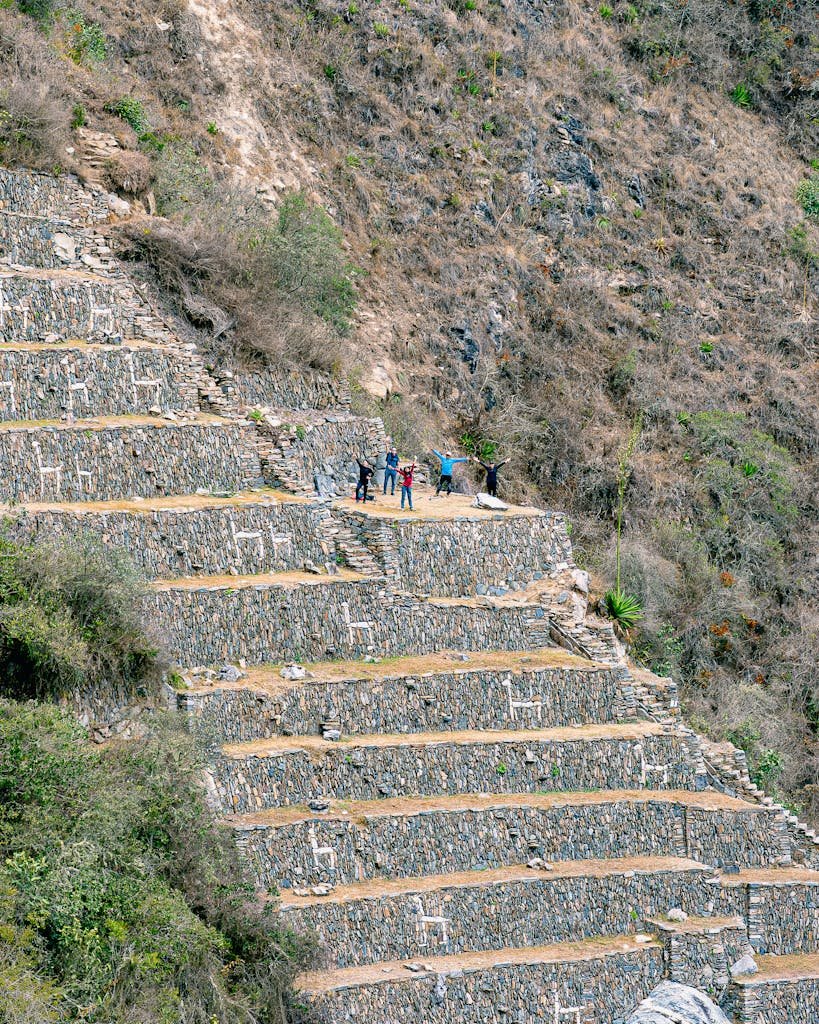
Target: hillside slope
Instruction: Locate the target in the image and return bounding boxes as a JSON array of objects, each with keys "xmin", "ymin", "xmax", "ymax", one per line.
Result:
[{"xmin": 1, "ymin": 0, "xmax": 817, "ymax": 812}]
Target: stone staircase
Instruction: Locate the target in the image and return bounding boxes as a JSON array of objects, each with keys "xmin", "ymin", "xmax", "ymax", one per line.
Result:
[{"xmin": 3, "ymin": 166, "xmax": 818, "ymax": 1024}]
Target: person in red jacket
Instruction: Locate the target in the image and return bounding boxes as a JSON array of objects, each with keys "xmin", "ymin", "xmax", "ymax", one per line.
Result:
[{"xmin": 397, "ymin": 463, "xmax": 416, "ymax": 510}]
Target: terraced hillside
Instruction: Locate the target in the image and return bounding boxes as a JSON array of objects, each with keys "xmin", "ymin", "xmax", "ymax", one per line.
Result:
[{"xmin": 2, "ymin": 166, "xmax": 818, "ymax": 1023}]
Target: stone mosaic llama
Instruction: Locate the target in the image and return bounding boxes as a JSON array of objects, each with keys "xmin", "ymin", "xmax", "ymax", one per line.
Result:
[{"xmin": 2, "ymin": 166, "xmax": 818, "ymax": 1023}]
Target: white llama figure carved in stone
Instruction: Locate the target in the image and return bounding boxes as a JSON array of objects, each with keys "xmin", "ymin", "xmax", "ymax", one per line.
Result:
[
  {"xmin": 341, "ymin": 601, "xmax": 374, "ymax": 647},
  {"xmin": 85, "ymin": 284, "xmax": 115, "ymax": 337},
  {"xmin": 0, "ymin": 286, "xmax": 30, "ymax": 334},
  {"xmin": 411, "ymin": 895, "xmax": 450, "ymax": 950},
  {"xmin": 269, "ymin": 531, "xmax": 293, "ymax": 561},
  {"xmin": 66, "ymin": 378, "xmax": 90, "ymax": 412},
  {"xmin": 501, "ymin": 674, "xmax": 543, "ymax": 724},
  {"xmin": 230, "ymin": 517, "xmax": 265, "ymax": 560},
  {"xmin": 633, "ymin": 742, "xmax": 671, "ymax": 788},
  {"xmin": 125, "ymin": 352, "xmax": 162, "ymax": 405},
  {"xmin": 307, "ymin": 824, "xmax": 337, "ymax": 872},
  {"xmin": 33, "ymin": 441, "xmax": 62, "ymax": 497},
  {"xmin": 551, "ymin": 984, "xmax": 583, "ymax": 1024},
  {"xmin": 73, "ymin": 456, "xmax": 93, "ymax": 495},
  {"xmin": 0, "ymin": 381, "xmax": 16, "ymax": 417}
]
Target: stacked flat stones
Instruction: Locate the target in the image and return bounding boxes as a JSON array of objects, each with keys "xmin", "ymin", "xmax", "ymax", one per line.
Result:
[{"xmin": 3, "ymin": 167, "xmax": 817, "ymax": 1024}]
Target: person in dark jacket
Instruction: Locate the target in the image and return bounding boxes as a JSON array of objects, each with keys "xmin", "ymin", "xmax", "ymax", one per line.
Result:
[
  {"xmin": 383, "ymin": 447, "xmax": 399, "ymax": 495},
  {"xmin": 397, "ymin": 462, "xmax": 416, "ymax": 510},
  {"xmin": 355, "ymin": 458, "xmax": 374, "ymax": 502},
  {"xmin": 473, "ymin": 456, "xmax": 509, "ymax": 497}
]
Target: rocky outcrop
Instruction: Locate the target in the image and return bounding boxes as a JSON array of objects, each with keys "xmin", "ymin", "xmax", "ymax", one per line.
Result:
[{"xmin": 627, "ymin": 982, "xmax": 731, "ymax": 1023}]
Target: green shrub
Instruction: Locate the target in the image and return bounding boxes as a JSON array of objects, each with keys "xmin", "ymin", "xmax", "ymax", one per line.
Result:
[
  {"xmin": 63, "ymin": 10, "xmax": 107, "ymax": 64},
  {"xmin": 729, "ymin": 82, "xmax": 753, "ymax": 108},
  {"xmin": 70, "ymin": 102, "xmax": 86, "ymax": 128},
  {"xmin": 0, "ymin": 535, "xmax": 162, "ymax": 703},
  {"xmin": 752, "ymin": 748, "xmax": 784, "ymax": 790},
  {"xmin": 373, "ymin": 20, "xmax": 389, "ymax": 37},
  {"xmin": 121, "ymin": 186, "xmax": 355, "ymax": 368},
  {"xmin": 263, "ymin": 190, "xmax": 357, "ymax": 332},
  {"xmin": 604, "ymin": 587, "xmax": 644, "ymax": 630},
  {"xmin": 105, "ymin": 96, "xmax": 149, "ymax": 135},
  {"xmin": 599, "ymin": 3, "xmax": 614, "ymax": 18},
  {"xmin": 15, "ymin": 0, "xmax": 53, "ymax": 21},
  {"xmin": 0, "ymin": 701, "xmax": 314, "ymax": 1023},
  {"xmin": 151, "ymin": 141, "xmax": 214, "ymax": 215},
  {"xmin": 796, "ymin": 174, "xmax": 819, "ymax": 220}
]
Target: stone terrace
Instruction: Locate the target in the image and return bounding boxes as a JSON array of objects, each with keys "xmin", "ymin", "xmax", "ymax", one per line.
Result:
[{"xmin": 6, "ymin": 166, "xmax": 817, "ymax": 1024}]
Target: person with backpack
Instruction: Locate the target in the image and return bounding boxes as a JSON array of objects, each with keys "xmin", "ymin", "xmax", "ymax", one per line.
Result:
[
  {"xmin": 432, "ymin": 449, "xmax": 468, "ymax": 497},
  {"xmin": 355, "ymin": 457, "xmax": 375, "ymax": 502},
  {"xmin": 397, "ymin": 462, "xmax": 416, "ymax": 510},
  {"xmin": 383, "ymin": 447, "xmax": 400, "ymax": 495},
  {"xmin": 473, "ymin": 456, "xmax": 510, "ymax": 498}
]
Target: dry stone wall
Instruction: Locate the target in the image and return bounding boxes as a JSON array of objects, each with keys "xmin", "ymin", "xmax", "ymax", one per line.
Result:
[
  {"xmin": 1, "ymin": 213, "xmax": 118, "ymax": 273},
  {"xmin": 344, "ymin": 510, "xmax": 575, "ymax": 597},
  {"xmin": 0, "ymin": 168, "xmax": 116, "ymax": 223},
  {"xmin": 12, "ymin": 498, "xmax": 330, "ymax": 579},
  {"xmin": 184, "ymin": 663, "xmax": 631, "ymax": 741},
  {"xmin": 728, "ymin": 976, "xmax": 819, "ymax": 1024},
  {"xmin": 715, "ymin": 881, "xmax": 819, "ymax": 955},
  {"xmin": 657, "ymin": 920, "xmax": 748, "ymax": 995},
  {"xmin": 281, "ymin": 865, "xmax": 716, "ymax": 969},
  {"xmin": 0, "ymin": 274, "xmax": 173, "ymax": 344},
  {"xmin": 212, "ymin": 731, "xmax": 696, "ymax": 811},
  {"xmin": 0, "ymin": 345, "xmax": 200, "ymax": 421},
  {"xmin": 149, "ymin": 580, "xmax": 547, "ymax": 666},
  {"xmin": 237, "ymin": 801, "xmax": 784, "ymax": 890},
  {"xmin": 257, "ymin": 414, "xmax": 387, "ymax": 495},
  {"xmin": 0, "ymin": 421, "xmax": 262, "ymax": 502},
  {"xmin": 210, "ymin": 362, "xmax": 351, "ymax": 412},
  {"xmin": 307, "ymin": 947, "xmax": 665, "ymax": 1024}
]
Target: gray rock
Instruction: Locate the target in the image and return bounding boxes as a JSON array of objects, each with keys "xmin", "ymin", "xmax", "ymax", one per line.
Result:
[
  {"xmin": 473, "ymin": 493, "xmax": 509, "ymax": 511},
  {"xmin": 730, "ymin": 954, "xmax": 758, "ymax": 978},
  {"xmin": 666, "ymin": 907, "xmax": 689, "ymax": 923},
  {"xmin": 280, "ymin": 664, "xmax": 306, "ymax": 681},
  {"xmin": 217, "ymin": 664, "xmax": 243, "ymax": 682},
  {"xmin": 626, "ymin": 982, "xmax": 731, "ymax": 1023}
]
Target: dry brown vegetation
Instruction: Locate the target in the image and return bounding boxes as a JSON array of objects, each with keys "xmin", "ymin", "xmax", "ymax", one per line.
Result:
[{"xmin": 1, "ymin": 0, "xmax": 817, "ymax": 814}]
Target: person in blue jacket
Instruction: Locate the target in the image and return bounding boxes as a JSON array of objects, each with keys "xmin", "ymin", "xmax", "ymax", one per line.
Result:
[
  {"xmin": 432, "ymin": 449, "xmax": 468, "ymax": 497},
  {"xmin": 383, "ymin": 447, "xmax": 399, "ymax": 495}
]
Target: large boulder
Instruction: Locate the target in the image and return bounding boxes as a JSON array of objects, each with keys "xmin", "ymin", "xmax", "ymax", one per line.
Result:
[{"xmin": 627, "ymin": 982, "xmax": 731, "ymax": 1024}]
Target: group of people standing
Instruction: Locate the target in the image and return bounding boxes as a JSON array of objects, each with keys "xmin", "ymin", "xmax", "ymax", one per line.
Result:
[{"xmin": 355, "ymin": 446, "xmax": 508, "ymax": 509}]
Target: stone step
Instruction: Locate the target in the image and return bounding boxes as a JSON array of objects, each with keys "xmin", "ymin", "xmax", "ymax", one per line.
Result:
[
  {"xmin": 0, "ymin": 168, "xmax": 117, "ymax": 225},
  {"xmin": 0, "ymin": 342, "xmax": 202, "ymax": 421},
  {"xmin": 715, "ymin": 867, "xmax": 819, "ymax": 956},
  {"xmin": 0, "ymin": 415, "xmax": 262, "ymax": 502},
  {"xmin": 727, "ymin": 952, "xmax": 819, "ymax": 1024},
  {"xmin": 147, "ymin": 574, "xmax": 553, "ymax": 668},
  {"xmin": 211, "ymin": 723, "xmax": 699, "ymax": 813},
  {"xmin": 181, "ymin": 648, "xmax": 634, "ymax": 742},
  {"xmin": 7, "ymin": 490, "xmax": 333, "ymax": 579},
  {"xmin": 230, "ymin": 790, "xmax": 785, "ymax": 891},
  {"xmin": 298, "ymin": 934, "xmax": 664, "ymax": 1024},
  {"xmin": 277, "ymin": 857, "xmax": 718, "ymax": 970},
  {"xmin": 1, "ymin": 212, "xmax": 119, "ymax": 273},
  {"xmin": 0, "ymin": 269, "xmax": 173, "ymax": 343}
]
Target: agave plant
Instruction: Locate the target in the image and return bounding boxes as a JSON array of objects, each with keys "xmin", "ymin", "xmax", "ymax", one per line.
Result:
[{"xmin": 604, "ymin": 588, "xmax": 644, "ymax": 631}]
